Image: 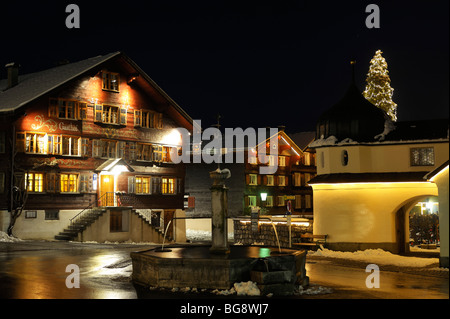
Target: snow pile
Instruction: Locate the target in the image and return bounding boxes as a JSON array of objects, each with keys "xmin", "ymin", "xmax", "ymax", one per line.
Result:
[
  {"xmin": 297, "ymin": 285, "xmax": 333, "ymax": 295},
  {"xmin": 234, "ymin": 281, "xmax": 261, "ymax": 296},
  {"xmin": 0, "ymin": 231, "xmax": 22, "ymax": 242},
  {"xmin": 186, "ymin": 229, "xmax": 234, "ymax": 242},
  {"xmin": 310, "ymin": 247, "xmax": 438, "ymax": 268},
  {"xmin": 211, "ymin": 281, "xmax": 260, "ymax": 296}
]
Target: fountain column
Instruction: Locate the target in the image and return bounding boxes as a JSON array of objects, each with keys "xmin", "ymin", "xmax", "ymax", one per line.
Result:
[{"xmin": 209, "ymin": 168, "xmax": 231, "ymax": 254}]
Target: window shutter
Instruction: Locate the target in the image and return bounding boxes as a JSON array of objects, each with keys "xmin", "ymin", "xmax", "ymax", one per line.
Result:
[
  {"xmin": 245, "ymin": 174, "xmax": 250, "ymax": 185},
  {"xmin": 158, "ymin": 113, "xmax": 163, "ymax": 129},
  {"xmin": 118, "ymin": 141, "xmax": 126, "ymax": 158},
  {"xmin": 120, "ymin": 107, "xmax": 127, "ymax": 125},
  {"xmin": 245, "ymin": 196, "xmax": 249, "ymax": 207},
  {"xmin": 92, "ymin": 140, "xmax": 101, "ymax": 158},
  {"xmin": 134, "ymin": 110, "xmax": 141, "ymax": 127},
  {"xmin": 128, "ymin": 176, "xmax": 135, "ymax": 194},
  {"xmin": 78, "ymin": 103, "xmax": 87, "ymax": 120},
  {"xmin": 152, "ymin": 176, "xmax": 161, "ymax": 194},
  {"xmin": 94, "ymin": 104, "xmax": 103, "ymax": 122}
]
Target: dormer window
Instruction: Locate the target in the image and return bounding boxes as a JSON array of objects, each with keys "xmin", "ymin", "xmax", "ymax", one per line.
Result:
[{"xmin": 102, "ymin": 71, "xmax": 120, "ymax": 92}]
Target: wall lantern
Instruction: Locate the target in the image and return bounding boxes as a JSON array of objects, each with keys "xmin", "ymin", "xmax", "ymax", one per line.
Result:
[{"xmin": 260, "ymin": 192, "xmax": 268, "ymax": 201}]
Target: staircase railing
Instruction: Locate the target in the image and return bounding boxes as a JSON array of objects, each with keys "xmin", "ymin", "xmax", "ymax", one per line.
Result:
[{"xmin": 69, "ymin": 192, "xmax": 109, "ymax": 226}]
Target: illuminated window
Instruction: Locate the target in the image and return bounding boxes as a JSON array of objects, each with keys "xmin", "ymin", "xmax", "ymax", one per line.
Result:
[
  {"xmin": 135, "ymin": 176, "xmax": 151, "ymax": 194},
  {"xmin": 411, "ymin": 147, "xmax": 435, "ymax": 166},
  {"xmin": 162, "ymin": 177, "xmax": 176, "ymax": 194},
  {"xmin": 248, "ymin": 195, "xmax": 257, "ymax": 207},
  {"xmin": 249, "ymin": 174, "xmax": 258, "ymax": 185},
  {"xmin": 60, "ymin": 174, "xmax": 78, "ymax": 193},
  {"xmin": 248, "ymin": 155, "xmax": 257, "ymax": 165},
  {"xmin": 279, "ymin": 156, "xmax": 286, "ymax": 167},
  {"xmin": 102, "ymin": 71, "xmax": 119, "ymax": 92},
  {"xmin": 19, "ymin": 133, "xmax": 46, "ymax": 154},
  {"xmin": 25, "ymin": 173, "xmax": 44, "ymax": 193},
  {"xmin": 278, "ymin": 175, "xmax": 286, "ymax": 186},
  {"xmin": 267, "ymin": 175, "xmax": 274, "ymax": 186},
  {"xmin": 152, "ymin": 145, "xmax": 163, "ymax": 162},
  {"xmin": 293, "ymin": 172, "xmax": 301, "ymax": 186},
  {"xmin": 341, "ymin": 150, "xmax": 349, "ymax": 166}
]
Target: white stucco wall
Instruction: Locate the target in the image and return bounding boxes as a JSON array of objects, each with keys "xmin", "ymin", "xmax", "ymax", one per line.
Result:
[
  {"xmin": 312, "ymin": 182, "xmax": 438, "ymax": 245},
  {"xmin": 433, "ymin": 166, "xmax": 449, "ymax": 262},
  {"xmin": 316, "ymin": 142, "xmax": 449, "ymax": 175}
]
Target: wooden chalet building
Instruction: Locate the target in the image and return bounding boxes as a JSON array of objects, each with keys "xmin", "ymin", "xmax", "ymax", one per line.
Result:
[
  {"xmin": 185, "ymin": 128, "xmax": 317, "ymax": 219},
  {"xmin": 0, "ymin": 52, "xmax": 193, "ymax": 242}
]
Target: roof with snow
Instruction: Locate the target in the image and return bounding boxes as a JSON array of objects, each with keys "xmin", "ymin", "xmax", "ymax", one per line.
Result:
[
  {"xmin": 0, "ymin": 52, "xmax": 120, "ymax": 113},
  {"xmin": 0, "ymin": 52, "xmax": 194, "ymax": 130}
]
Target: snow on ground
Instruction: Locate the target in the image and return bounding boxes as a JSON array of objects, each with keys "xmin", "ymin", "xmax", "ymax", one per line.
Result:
[
  {"xmin": 0, "ymin": 231, "xmax": 22, "ymax": 242},
  {"xmin": 186, "ymin": 229, "xmax": 234, "ymax": 242},
  {"xmin": 309, "ymin": 247, "xmax": 439, "ymax": 268}
]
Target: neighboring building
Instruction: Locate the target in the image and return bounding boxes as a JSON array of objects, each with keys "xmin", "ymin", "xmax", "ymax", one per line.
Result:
[
  {"xmin": 0, "ymin": 52, "xmax": 193, "ymax": 242},
  {"xmin": 185, "ymin": 128, "xmax": 317, "ymax": 219},
  {"xmin": 309, "ymin": 81, "xmax": 449, "ymax": 266}
]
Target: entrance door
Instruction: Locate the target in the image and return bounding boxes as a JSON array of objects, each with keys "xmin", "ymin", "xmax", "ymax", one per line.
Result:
[{"xmin": 100, "ymin": 175, "xmax": 115, "ymax": 206}]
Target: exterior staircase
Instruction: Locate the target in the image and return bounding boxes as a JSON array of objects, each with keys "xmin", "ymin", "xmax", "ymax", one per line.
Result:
[
  {"xmin": 54, "ymin": 208, "xmax": 106, "ymax": 241},
  {"xmin": 54, "ymin": 207, "xmax": 168, "ymax": 242}
]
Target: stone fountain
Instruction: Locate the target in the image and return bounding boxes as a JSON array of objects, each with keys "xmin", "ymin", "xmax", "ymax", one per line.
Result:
[{"xmin": 130, "ymin": 168, "xmax": 308, "ymax": 296}]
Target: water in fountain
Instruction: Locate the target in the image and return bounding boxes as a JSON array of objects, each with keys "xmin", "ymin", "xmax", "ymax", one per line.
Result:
[{"xmin": 154, "ymin": 219, "xmax": 172, "ymax": 252}]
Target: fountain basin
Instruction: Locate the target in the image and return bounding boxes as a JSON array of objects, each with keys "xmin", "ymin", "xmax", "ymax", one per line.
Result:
[{"xmin": 131, "ymin": 245, "xmax": 307, "ymax": 291}]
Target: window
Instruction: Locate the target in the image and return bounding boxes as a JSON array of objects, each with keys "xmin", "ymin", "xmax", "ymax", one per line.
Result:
[
  {"xmin": 249, "ymin": 174, "xmax": 258, "ymax": 185},
  {"xmin": 137, "ymin": 143, "xmax": 152, "ymax": 161},
  {"xmin": 45, "ymin": 210, "xmax": 59, "ymax": 220},
  {"xmin": 248, "ymin": 155, "xmax": 257, "ymax": 165},
  {"xmin": 25, "ymin": 211, "xmax": 37, "ymax": 219},
  {"xmin": 267, "ymin": 175, "xmax": 274, "ymax": 186},
  {"xmin": 62, "ymin": 136, "xmax": 80, "ymax": 156},
  {"xmin": 102, "ymin": 71, "xmax": 119, "ymax": 92},
  {"xmin": 94, "ymin": 104, "xmax": 126, "ymax": 125},
  {"xmin": 135, "ymin": 176, "xmax": 151, "ymax": 194},
  {"xmin": 152, "ymin": 145, "xmax": 163, "ymax": 162},
  {"xmin": 279, "ymin": 156, "xmax": 286, "ymax": 167},
  {"xmin": 134, "ymin": 110, "xmax": 163, "ymax": 129},
  {"xmin": 101, "ymin": 140, "xmax": 117, "ymax": 158},
  {"xmin": 278, "ymin": 175, "xmax": 286, "ymax": 186},
  {"xmin": 60, "ymin": 174, "xmax": 78, "ymax": 193},
  {"xmin": 25, "ymin": 173, "xmax": 44, "ymax": 192},
  {"xmin": 102, "ymin": 105, "xmax": 120, "ymax": 124},
  {"xmin": 295, "ymin": 195, "xmax": 302, "ymax": 209},
  {"xmin": 304, "ymin": 152, "xmax": 311, "ymax": 166},
  {"xmin": 49, "ymin": 98, "xmax": 86, "ymax": 120},
  {"xmin": 293, "ymin": 172, "xmax": 302, "ymax": 186},
  {"xmin": 48, "ymin": 135, "xmax": 61, "ymax": 155},
  {"xmin": 277, "ymin": 196, "xmax": 285, "ymax": 207},
  {"xmin": 162, "ymin": 177, "xmax": 176, "ymax": 194},
  {"xmin": 248, "ymin": 196, "xmax": 257, "ymax": 207},
  {"xmin": 411, "ymin": 147, "xmax": 435, "ymax": 166},
  {"xmin": 19, "ymin": 132, "xmax": 46, "ymax": 154},
  {"xmin": 341, "ymin": 150, "xmax": 349, "ymax": 166}
]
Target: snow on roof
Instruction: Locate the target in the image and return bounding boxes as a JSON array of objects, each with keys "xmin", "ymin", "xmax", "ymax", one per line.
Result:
[{"xmin": 0, "ymin": 52, "xmax": 121, "ymax": 113}]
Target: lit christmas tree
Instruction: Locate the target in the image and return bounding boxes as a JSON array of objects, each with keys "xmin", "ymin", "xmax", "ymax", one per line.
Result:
[{"xmin": 363, "ymin": 50, "xmax": 398, "ymax": 121}]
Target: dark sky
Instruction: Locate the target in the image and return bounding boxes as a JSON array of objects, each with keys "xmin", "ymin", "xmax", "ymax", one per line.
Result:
[{"xmin": 1, "ymin": 0, "xmax": 448, "ymax": 132}]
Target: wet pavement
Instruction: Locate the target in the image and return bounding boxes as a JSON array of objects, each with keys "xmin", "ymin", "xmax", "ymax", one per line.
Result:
[{"xmin": 0, "ymin": 241, "xmax": 448, "ymax": 299}]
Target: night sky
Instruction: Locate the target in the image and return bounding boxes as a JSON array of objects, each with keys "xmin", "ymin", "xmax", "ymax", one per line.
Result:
[{"xmin": 1, "ymin": 0, "xmax": 448, "ymax": 132}]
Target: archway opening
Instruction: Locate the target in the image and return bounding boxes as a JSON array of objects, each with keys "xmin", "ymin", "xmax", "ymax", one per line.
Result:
[{"xmin": 395, "ymin": 195, "xmax": 440, "ymax": 255}]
